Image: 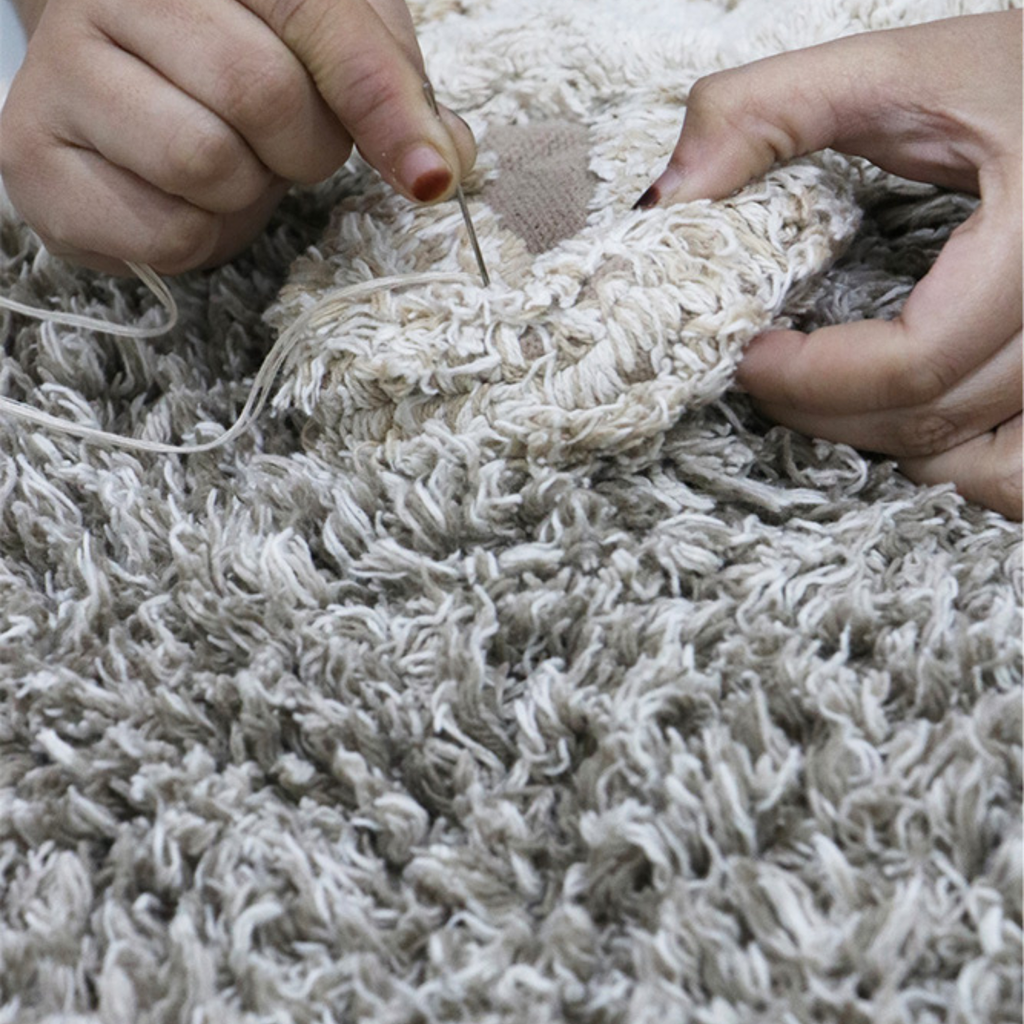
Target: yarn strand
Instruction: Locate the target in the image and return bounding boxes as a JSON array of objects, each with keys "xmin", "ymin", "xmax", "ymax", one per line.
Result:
[
  {"xmin": 0, "ymin": 262, "xmax": 469, "ymax": 455},
  {"xmin": 0, "ymin": 261, "xmax": 177, "ymax": 338}
]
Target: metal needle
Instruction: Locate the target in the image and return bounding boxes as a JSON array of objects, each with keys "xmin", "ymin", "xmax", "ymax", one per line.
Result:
[{"xmin": 422, "ymin": 81, "xmax": 490, "ymax": 287}]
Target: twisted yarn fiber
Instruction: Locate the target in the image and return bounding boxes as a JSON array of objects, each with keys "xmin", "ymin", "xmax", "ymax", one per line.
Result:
[{"xmin": 0, "ymin": 0, "xmax": 1021, "ymax": 1022}]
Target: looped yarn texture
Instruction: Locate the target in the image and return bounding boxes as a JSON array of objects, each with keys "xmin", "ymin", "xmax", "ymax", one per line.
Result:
[{"xmin": 269, "ymin": 0, "xmax": 862, "ymax": 461}]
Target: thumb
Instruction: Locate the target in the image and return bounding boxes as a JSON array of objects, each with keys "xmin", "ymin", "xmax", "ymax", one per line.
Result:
[{"xmin": 245, "ymin": 0, "xmax": 474, "ymax": 202}]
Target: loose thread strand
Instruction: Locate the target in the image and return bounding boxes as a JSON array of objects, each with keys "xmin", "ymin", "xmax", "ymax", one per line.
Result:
[
  {"xmin": 0, "ymin": 260, "xmax": 177, "ymax": 338},
  {"xmin": 0, "ymin": 263, "xmax": 469, "ymax": 455}
]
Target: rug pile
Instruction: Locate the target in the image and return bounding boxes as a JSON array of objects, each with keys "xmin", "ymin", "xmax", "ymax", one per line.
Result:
[{"xmin": 0, "ymin": 0, "xmax": 1020, "ymax": 1021}]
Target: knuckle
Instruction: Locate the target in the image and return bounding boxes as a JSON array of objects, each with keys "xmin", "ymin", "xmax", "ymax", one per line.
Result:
[
  {"xmin": 688, "ymin": 70, "xmax": 761, "ymax": 135},
  {"xmin": 686, "ymin": 72, "xmax": 736, "ymax": 122},
  {"xmin": 687, "ymin": 70, "xmax": 799, "ymax": 164},
  {"xmin": 336, "ymin": 60, "xmax": 404, "ymax": 138},
  {"xmin": 263, "ymin": 0, "xmax": 313, "ymax": 39},
  {"xmin": 889, "ymin": 409, "xmax": 965, "ymax": 458},
  {"xmin": 164, "ymin": 120, "xmax": 241, "ymax": 193},
  {"xmin": 147, "ymin": 208, "xmax": 220, "ymax": 274},
  {"xmin": 216, "ymin": 51, "xmax": 304, "ymax": 136},
  {"xmin": 886, "ymin": 347, "xmax": 961, "ymax": 407}
]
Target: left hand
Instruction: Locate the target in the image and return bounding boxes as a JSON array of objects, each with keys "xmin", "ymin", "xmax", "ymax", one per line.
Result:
[
  {"xmin": 636, "ymin": 12, "xmax": 1022, "ymax": 519},
  {"xmin": 0, "ymin": 0, "xmax": 475, "ymax": 275}
]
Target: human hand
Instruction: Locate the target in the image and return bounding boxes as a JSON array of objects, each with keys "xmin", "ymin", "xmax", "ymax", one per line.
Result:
[
  {"xmin": 636, "ymin": 12, "xmax": 1022, "ymax": 519},
  {"xmin": 0, "ymin": 0, "xmax": 475, "ymax": 275}
]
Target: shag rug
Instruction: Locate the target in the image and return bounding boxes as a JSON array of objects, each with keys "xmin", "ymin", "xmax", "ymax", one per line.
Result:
[{"xmin": 1, "ymin": 0, "xmax": 1021, "ymax": 1021}]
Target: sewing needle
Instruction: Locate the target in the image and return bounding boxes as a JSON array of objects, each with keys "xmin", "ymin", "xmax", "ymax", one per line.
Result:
[{"xmin": 422, "ymin": 81, "xmax": 490, "ymax": 287}]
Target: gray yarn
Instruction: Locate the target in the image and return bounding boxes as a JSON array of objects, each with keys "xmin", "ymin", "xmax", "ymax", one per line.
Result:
[{"xmin": 0, "ymin": 0, "xmax": 1021, "ymax": 1021}]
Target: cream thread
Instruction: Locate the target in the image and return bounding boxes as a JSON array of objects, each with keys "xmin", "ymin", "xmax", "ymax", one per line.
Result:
[
  {"xmin": 0, "ymin": 263, "xmax": 470, "ymax": 454},
  {"xmin": 0, "ymin": 261, "xmax": 177, "ymax": 338}
]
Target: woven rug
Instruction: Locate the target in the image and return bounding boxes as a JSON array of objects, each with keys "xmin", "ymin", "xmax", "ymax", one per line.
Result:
[{"xmin": 0, "ymin": 0, "xmax": 1021, "ymax": 1021}]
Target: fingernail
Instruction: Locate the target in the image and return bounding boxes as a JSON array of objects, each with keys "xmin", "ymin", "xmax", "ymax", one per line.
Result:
[
  {"xmin": 400, "ymin": 144, "xmax": 454, "ymax": 202},
  {"xmin": 633, "ymin": 166, "xmax": 686, "ymax": 210},
  {"xmin": 632, "ymin": 184, "xmax": 660, "ymax": 210}
]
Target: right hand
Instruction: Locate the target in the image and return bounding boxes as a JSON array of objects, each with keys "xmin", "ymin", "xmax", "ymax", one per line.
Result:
[{"xmin": 0, "ymin": 0, "xmax": 476, "ymax": 274}]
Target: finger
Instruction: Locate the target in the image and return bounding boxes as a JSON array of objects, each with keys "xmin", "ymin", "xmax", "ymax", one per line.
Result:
[
  {"xmin": 12, "ymin": 141, "xmax": 224, "ymax": 275},
  {"xmin": 634, "ymin": 32, "xmax": 891, "ymax": 208},
  {"xmin": 40, "ymin": 155, "xmax": 288, "ymax": 275},
  {"xmin": 749, "ymin": 327, "xmax": 1022, "ymax": 456},
  {"xmin": 362, "ymin": 0, "xmax": 426, "ymax": 74},
  {"xmin": 243, "ymin": 0, "xmax": 473, "ymax": 201},
  {"xmin": 363, "ymin": 0, "xmax": 481, "ymax": 178},
  {"xmin": 95, "ymin": 0, "xmax": 353, "ymax": 185},
  {"xmin": 634, "ymin": 13, "xmax": 1020, "ymax": 209},
  {"xmin": 200, "ymin": 179, "xmax": 293, "ymax": 268},
  {"xmin": 735, "ymin": 200, "xmax": 1022, "ymax": 415},
  {"xmin": 436, "ymin": 104, "xmax": 477, "ymax": 180},
  {"xmin": 900, "ymin": 414, "xmax": 1023, "ymax": 520},
  {"xmin": 57, "ymin": 36, "xmax": 276, "ymax": 214}
]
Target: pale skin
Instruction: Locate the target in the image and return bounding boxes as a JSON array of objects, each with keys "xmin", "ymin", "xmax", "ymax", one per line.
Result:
[
  {"xmin": 2, "ymin": 7, "xmax": 1021, "ymax": 519},
  {"xmin": 637, "ymin": 11, "xmax": 1023, "ymax": 520},
  {"xmin": 0, "ymin": 0, "xmax": 476, "ymax": 274}
]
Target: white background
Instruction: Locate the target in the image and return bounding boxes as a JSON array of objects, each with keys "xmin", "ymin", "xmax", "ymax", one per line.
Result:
[{"xmin": 2, "ymin": 2, "xmax": 26, "ymax": 90}]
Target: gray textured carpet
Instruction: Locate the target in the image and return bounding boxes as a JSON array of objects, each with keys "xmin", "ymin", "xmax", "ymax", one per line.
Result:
[{"xmin": 1, "ymin": 1, "xmax": 1021, "ymax": 1022}]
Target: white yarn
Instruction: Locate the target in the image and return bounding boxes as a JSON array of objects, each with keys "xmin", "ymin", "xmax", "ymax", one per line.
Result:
[
  {"xmin": 0, "ymin": 261, "xmax": 176, "ymax": 338},
  {"xmin": 0, "ymin": 262, "xmax": 470, "ymax": 454}
]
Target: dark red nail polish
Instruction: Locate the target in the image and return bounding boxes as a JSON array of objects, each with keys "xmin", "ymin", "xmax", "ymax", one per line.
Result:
[
  {"xmin": 411, "ymin": 167, "xmax": 453, "ymax": 203},
  {"xmin": 632, "ymin": 185, "xmax": 660, "ymax": 210}
]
